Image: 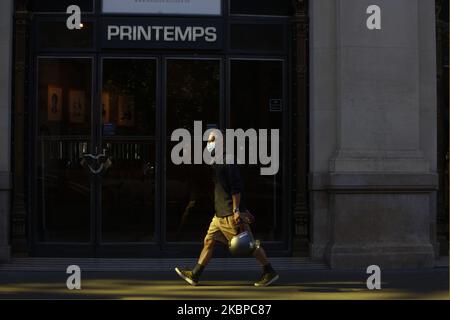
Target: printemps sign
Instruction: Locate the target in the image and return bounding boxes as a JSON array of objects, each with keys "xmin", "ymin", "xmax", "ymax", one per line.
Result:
[
  {"xmin": 107, "ymin": 25, "xmax": 217, "ymax": 42},
  {"xmin": 101, "ymin": 18, "xmax": 223, "ymax": 49},
  {"xmin": 100, "ymin": 0, "xmax": 223, "ymax": 49}
]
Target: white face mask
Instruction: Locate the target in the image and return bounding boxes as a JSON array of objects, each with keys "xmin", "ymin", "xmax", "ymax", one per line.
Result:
[{"xmin": 206, "ymin": 141, "xmax": 216, "ymax": 153}]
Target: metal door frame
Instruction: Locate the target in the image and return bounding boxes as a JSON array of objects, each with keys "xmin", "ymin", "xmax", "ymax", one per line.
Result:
[{"xmin": 27, "ymin": 8, "xmax": 294, "ymax": 257}]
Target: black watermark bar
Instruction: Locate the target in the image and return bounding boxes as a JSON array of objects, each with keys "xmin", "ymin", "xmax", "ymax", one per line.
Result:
[{"xmin": 0, "ymin": 300, "xmax": 447, "ymax": 319}]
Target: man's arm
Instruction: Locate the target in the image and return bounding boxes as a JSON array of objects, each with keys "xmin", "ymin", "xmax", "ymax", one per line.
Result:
[
  {"xmin": 229, "ymin": 164, "xmax": 243, "ymax": 223},
  {"xmin": 232, "ymin": 193, "xmax": 241, "ymax": 222},
  {"xmin": 232, "ymin": 193, "xmax": 241, "ymax": 211}
]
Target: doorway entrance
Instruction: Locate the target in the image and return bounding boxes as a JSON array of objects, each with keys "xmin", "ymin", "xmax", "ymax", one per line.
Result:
[{"xmin": 31, "ymin": 55, "xmax": 288, "ymax": 257}]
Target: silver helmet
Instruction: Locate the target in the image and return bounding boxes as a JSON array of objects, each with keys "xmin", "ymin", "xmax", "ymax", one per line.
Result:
[{"xmin": 229, "ymin": 231, "xmax": 260, "ymax": 257}]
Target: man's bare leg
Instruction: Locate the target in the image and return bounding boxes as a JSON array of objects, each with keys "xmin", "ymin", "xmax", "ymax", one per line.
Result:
[
  {"xmin": 253, "ymin": 246, "xmax": 269, "ymax": 266},
  {"xmin": 198, "ymin": 238, "xmax": 216, "ymax": 266},
  {"xmin": 175, "ymin": 238, "xmax": 216, "ymax": 285},
  {"xmin": 252, "ymin": 246, "xmax": 279, "ymax": 287}
]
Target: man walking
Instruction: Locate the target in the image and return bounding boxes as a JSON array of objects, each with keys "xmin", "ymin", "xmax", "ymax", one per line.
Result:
[{"xmin": 175, "ymin": 130, "xmax": 279, "ymax": 287}]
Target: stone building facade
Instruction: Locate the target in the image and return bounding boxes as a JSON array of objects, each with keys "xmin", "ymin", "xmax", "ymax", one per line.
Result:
[{"xmin": 0, "ymin": 0, "xmax": 448, "ymax": 268}]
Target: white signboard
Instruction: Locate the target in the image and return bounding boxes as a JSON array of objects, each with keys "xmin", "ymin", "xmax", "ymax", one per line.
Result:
[{"xmin": 102, "ymin": 0, "xmax": 222, "ymax": 16}]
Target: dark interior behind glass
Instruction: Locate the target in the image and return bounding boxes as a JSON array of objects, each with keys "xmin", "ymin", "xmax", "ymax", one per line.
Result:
[
  {"xmin": 38, "ymin": 21, "xmax": 94, "ymax": 49},
  {"xmin": 101, "ymin": 59, "xmax": 157, "ymax": 242},
  {"xmin": 230, "ymin": 23, "xmax": 285, "ymax": 52},
  {"xmin": 229, "ymin": 0, "xmax": 293, "ymax": 16},
  {"xmin": 165, "ymin": 59, "xmax": 220, "ymax": 242},
  {"xmin": 230, "ymin": 60, "xmax": 284, "ymax": 242},
  {"xmin": 36, "ymin": 58, "xmax": 92, "ymax": 242}
]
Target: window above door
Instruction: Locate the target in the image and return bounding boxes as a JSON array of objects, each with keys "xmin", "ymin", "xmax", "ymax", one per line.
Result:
[{"xmin": 30, "ymin": 0, "xmax": 95, "ymax": 13}]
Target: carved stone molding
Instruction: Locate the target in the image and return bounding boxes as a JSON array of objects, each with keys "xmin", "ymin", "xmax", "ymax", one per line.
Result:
[{"xmin": 291, "ymin": 0, "xmax": 310, "ymax": 255}]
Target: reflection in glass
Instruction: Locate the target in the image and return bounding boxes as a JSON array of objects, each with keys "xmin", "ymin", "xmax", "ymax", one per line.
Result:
[
  {"xmin": 101, "ymin": 59, "xmax": 157, "ymax": 242},
  {"xmin": 38, "ymin": 21, "xmax": 94, "ymax": 49},
  {"xmin": 230, "ymin": 0, "xmax": 292, "ymax": 16},
  {"xmin": 37, "ymin": 58, "xmax": 92, "ymax": 242},
  {"xmin": 230, "ymin": 60, "xmax": 284, "ymax": 241},
  {"xmin": 166, "ymin": 59, "xmax": 220, "ymax": 242},
  {"xmin": 230, "ymin": 24, "xmax": 285, "ymax": 52}
]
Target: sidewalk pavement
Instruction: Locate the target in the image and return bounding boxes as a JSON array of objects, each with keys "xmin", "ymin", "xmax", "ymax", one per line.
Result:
[{"xmin": 0, "ymin": 267, "xmax": 448, "ymax": 300}]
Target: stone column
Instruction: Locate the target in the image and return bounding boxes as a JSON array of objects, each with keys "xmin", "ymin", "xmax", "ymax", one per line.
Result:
[
  {"xmin": 310, "ymin": 0, "xmax": 437, "ymax": 268},
  {"xmin": 0, "ymin": 0, "xmax": 13, "ymax": 262},
  {"xmin": 436, "ymin": 0, "xmax": 449, "ymax": 257},
  {"xmin": 309, "ymin": 0, "xmax": 338, "ymax": 260}
]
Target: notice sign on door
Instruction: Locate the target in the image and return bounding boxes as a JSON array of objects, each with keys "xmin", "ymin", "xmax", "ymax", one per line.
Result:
[
  {"xmin": 102, "ymin": 0, "xmax": 222, "ymax": 16},
  {"xmin": 270, "ymin": 99, "xmax": 283, "ymax": 112}
]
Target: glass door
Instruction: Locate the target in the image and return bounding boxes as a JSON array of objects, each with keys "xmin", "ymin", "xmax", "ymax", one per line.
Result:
[
  {"xmin": 33, "ymin": 57, "xmax": 160, "ymax": 256},
  {"xmin": 32, "ymin": 56, "xmax": 288, "ymax": 256},
  {"xmin": 34, "ymin": 57, "xmax": 94, "ymax": 253},
  {"xmin": 99, "ymin": 58, "xmax": 159, "ymax": 250},
  {"xmin": 34, "ymin": 58, "xmax": 93, "ymax": 242},
  {"xmin": 229, "ymin": 59, "xmax": 286, "ymax": 243},
  {"xmin": 98, "ymin": 57, "xmax": 221, "ymax": 254},
  {"xmin": 164, "ymin": 58, "xmax": 221, "ymax": 247}
]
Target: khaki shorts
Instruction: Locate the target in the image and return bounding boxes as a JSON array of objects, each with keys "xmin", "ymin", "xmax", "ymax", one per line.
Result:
[{"xmin": 204, "ymin": 214, "xmax": 253, "ymax": 245}]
